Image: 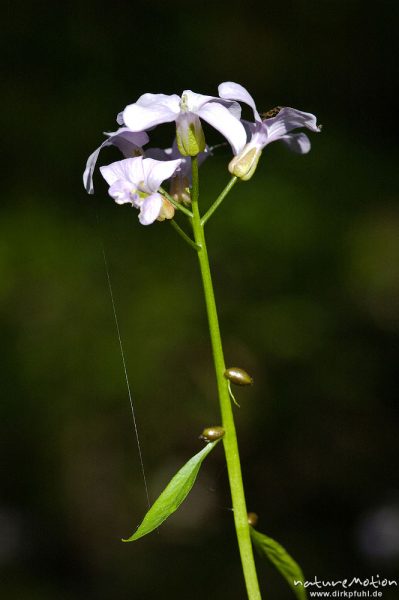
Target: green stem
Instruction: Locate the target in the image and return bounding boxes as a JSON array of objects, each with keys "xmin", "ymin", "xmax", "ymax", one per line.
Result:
[
  {"xmin": 190, "ymin": 156, "xmax": 262, "ymax": 600},
  {"xmin": 201, "ymin": 176, "xmax": 238, "ymax": 226},
  {"xmin": 170, "ymin": 219, "xmax": 200, "ymax": 251}
]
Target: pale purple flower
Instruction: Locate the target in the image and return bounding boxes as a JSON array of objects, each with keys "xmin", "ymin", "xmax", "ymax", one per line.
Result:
[
  {"xmin": 122, "ymin": 89, "xmax": 246, "ymax": 157},
  {"xmin": 218, "ymin": 82, "xmax": 321, "ymax": 180},
  {"xmin": 100, "ymin": 156, "xmax": 182, "ymax": 225},
  {"xmin": 83, "ymin": 128, "xmax": 149, "ymax": 194}
]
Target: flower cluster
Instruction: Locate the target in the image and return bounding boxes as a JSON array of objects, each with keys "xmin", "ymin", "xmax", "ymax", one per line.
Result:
[{"xmin": 83, "ymin": 83, "xmax": 321, "ymax": 225}]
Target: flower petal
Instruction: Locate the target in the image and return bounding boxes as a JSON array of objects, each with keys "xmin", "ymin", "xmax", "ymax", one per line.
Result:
[
  {"xmin": 280, "ymin": 132, "xmax": 311, "ymax": 154},
  {"xmin": 136, "ymin": 93, "xmax": 180, "ymax": 110},
  {"xmin": 145, "ymin": 146, "xmax": 173, "ymax": 161},
  {"xmin": 141, "ymin": 158, "xmax": 182, "ymax": 193},
  {"xmin": 197, "ymin": 103, "xmax": 247, "ymax": 155},
  {"xmin": 100, "ymin": 158, "xmax": 134, "ymax": 186},
  {"xmin": 181, "ymin": 90, "xmax": 215, "ymax": 112},
  {"xmin": 110, "ymin": 128, "xmax": 148, "ymax": 157},
  {"xmin": 138, "ymin": 193, "xmax": 163, "ymax": 225},
  {"xmin": 215, "ymin": 98, "xmax": 242, "ymax": 120},
  {"xmin": 108, "ymin": 180, "xmax": 136, "ymax": 205},
  {"xmin": 83, "ymin": 129, "xmax": 148, "ymax": 194},
  {"xmin": 145, "ymin": 141, "xmax": 210, "ymax": 181},
  {"xmin": 266, "ymin": 108, "xmax": 320, "ymax": 143},
  {"xmin": 123, "ymin": 93, "xmax": 180, "ymax": 131},
  {"xmin": 218, "ymin": 82, "xmax": 261, "ymax": 121}
]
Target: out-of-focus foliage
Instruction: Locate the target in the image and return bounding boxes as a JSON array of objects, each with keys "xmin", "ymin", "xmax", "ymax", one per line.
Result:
[{"xmin": 1, "ymin": 1, "xmax": 398, "ymax": 598}]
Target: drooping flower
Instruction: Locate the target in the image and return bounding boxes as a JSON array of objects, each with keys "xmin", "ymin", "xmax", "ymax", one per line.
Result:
[
  {"xmin": 122, "ymin": 89, "xmax": 246, "ymax": 157},
  {"xmin": 218, "ymin": 82, "xmax": 321, "ymax": 180},
  {"xmin": 99, "ymin": 156, "xmax": 182, "ymax": 225},
  {"xmin": 83, "ymin": 128, "xmax": 149, "ymax": 194}
]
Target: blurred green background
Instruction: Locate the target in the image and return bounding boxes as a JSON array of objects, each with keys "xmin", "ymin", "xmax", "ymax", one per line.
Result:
[{"xmin": 2, "ymin": 1, "xmax": 399, "ymax": 598}]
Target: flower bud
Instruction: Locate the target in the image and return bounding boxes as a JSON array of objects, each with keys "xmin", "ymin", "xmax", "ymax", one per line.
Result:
[
  {"xmin": 224, "ymin": 367, "xmax": 253, "ymax": 386},
  {"xmin": 199, "ymin": 425, "xmax": 225, "ymax": 442},
  {"xmin": 176, "ymin": 109, "xmax": 206, "ymax": 157},
  {"xmin": 169, "ymin": 174, "xmax": 191, "ymax": 205},
  {"xmin": 247, "ymin": 512, "xmax": 259, "ymax": 527},
  {"xmin": 228, "ymin": 145, "xmax": 262, "ymax": 181},
  {"xmin": 157, "ymin": 196, "xmax": 175, "ymax": 221}
]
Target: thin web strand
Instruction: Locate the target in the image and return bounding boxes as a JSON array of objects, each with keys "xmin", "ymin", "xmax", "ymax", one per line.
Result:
[{"xmin": 97, "ymin": 217, "xmax": 151, "ymax": 510}]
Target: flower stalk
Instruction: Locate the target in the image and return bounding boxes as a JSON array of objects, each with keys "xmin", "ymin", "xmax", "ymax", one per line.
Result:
[
  {"xmin": 190, "ymin": 155, "xmax": 262, "ymax": 600},
  {"xmin": 84, "ymin": 81, "xmax": 321, "ymax": 599},
  {"xmin": 201, "ymin": 175, "xmax": 238, "ymax": 226},
  {"xmin": 169, "ymin": 219, "xmax": 200, "ymax": 251}
]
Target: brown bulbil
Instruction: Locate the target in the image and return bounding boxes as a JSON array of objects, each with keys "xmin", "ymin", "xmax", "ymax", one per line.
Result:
[
  {"xmin": 199, "ymin": 426, "xmax": 225, "ymax": 442},
  {"xmin": 224, "ymin": 367, "xmax": 253, "ymax": 386},
  {"xmin": 247, "ymin": 512, "xmax": 259, "ymax": 527}
]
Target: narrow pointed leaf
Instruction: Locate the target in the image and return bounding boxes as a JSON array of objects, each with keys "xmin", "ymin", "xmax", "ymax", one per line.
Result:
[
  {"xmin": 123, "ymin": 441, "xmax": 219, "ymax": 542},
  {"xmin": 250, "ymin": 527, "xmax": 307, "ymax": 600}
]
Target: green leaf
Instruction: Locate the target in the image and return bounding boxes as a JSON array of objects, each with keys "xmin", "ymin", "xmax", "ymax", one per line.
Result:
[
  {"xmin": 123, "ymin": 441, "xmax": 219, "ymax": 542},
  {"xmin": 250, "ymin": 527, "xmax": 307, "ymax": 600}
]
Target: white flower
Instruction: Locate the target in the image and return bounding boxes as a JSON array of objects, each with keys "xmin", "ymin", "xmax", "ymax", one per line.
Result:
[
  {"xmin": 100, "ymin": 156, "xmax": 182, "ymax": 225},
  {"xmin": 122, "ymin": 89, "xmax": 246, "ymax": 156}
]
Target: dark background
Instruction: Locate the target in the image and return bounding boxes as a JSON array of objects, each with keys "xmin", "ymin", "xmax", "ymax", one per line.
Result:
[{"xmin": 2, "ymin": 1, "xmax": 399, "ymax": 598}]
